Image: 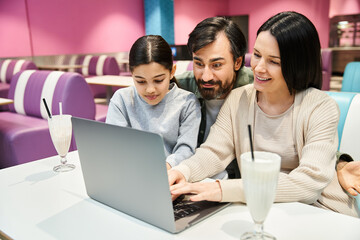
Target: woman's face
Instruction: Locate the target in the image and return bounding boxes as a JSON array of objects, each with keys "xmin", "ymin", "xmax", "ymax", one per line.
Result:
[
  {"xmin": 132, "ymin": 62, "xmax": 175, "ymax": 105},
  {"xmin": 251, "ymin": 31, "xmax": 288, "ymax": 95}
]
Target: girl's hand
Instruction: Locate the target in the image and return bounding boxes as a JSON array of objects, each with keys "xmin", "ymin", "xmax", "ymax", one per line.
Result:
[{"xmin": 166, "ymin": 163, "xmax": 171, "ymax": 170}]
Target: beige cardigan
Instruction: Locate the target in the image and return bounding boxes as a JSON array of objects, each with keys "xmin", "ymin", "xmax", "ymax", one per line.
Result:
[{"xmin": 173, "ymin": 84, "xmax": 358, "ymax": 217}]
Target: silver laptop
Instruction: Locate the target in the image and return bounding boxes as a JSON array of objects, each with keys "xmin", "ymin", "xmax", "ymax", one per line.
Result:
[{"xmin": 71, "ymin": 117, "xmax": 230, "ymax": 233}]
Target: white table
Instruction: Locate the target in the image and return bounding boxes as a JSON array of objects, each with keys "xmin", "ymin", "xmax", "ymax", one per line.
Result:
[
  {"xmin": 1, "ymin": 152, "xmax": 359, "ymax": 240},
  {"xmin": 85, "ymin": 75, "xmax": 134, "ymax": 103}
]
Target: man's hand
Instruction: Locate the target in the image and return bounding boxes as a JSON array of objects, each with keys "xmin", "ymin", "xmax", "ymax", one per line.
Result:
[{"xmin": 337, "ymin": 161, "xmax": 360, "ymax": 196}]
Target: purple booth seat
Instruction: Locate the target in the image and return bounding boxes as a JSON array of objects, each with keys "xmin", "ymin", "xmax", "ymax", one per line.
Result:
[
  {"xmin": 321, "ymin": 49, "xmax": 332, "ymax": 91},
  {"xmin": 0, "ymin": 70, "xmax": 96, "ymax": 168},
  {"xmin": 0, "ymin": 59, "xmax": 37, "ymax": 110},
  {"xmin": 244, "ymin": 53, "xmax": 251, "ymax": 67},
  {"xmin": 74, "ymin": 55, "xmax": 120, "ymax": 98}
]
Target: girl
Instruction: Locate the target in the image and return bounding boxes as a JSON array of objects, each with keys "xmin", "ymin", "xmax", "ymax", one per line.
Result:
[{"xmin": 106, "ymin": 35, "xmax": 201, "ymax": 170}]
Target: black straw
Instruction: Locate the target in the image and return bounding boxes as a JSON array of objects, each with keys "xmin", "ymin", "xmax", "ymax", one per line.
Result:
[
  {"xmin": 248, "ymin": 124, "xmax": 255, "ymax": 161},
  {"xmin": 42, "ymin": 98, "xmax": 52, "ymax": 119}
]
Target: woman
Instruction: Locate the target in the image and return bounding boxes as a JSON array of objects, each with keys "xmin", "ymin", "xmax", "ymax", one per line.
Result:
[
  {"xmin": 169, "ymin": 11, "xmax": 358, "ymax": 217},
  {"xmin": 106, "ymin": 35, "xmax": 201, "ymax": 169}
]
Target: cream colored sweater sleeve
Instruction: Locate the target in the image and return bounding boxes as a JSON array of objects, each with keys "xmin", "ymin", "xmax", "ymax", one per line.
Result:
[{"xmin": 274, "ymin": 91, "xmax": 339, "ymax": 204}]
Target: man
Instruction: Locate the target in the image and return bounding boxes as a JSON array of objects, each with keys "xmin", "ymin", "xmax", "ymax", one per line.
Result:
[
  {"xmin": 176, "ymin": 17, "xmax": 253, "ymax": 179},
  {"xmin": 175, "ymin": 16, "xmax": 360, "ymax": 196}
]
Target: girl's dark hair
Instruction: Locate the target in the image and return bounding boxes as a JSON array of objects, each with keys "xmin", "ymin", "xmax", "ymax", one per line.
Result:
[
  {"xmin": 187, "ymin": 17, "xmax": 247, "ymax": 69},
  {"xmin": 257, "ymin": 11, "xmax": 322, "ymax": 92},
  {"xmin": 129, "ymin": 35, "xmax": 176, "ymax": 84}
]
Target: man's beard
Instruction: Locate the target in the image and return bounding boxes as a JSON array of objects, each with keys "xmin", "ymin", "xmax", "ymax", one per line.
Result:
[{"xmin": 196, "ymin": 78, "xmax": 235, "ymax": 100}]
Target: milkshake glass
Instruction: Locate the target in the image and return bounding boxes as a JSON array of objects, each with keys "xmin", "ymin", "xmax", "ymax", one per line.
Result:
[{"xmin": 240, "ymin": 151, "xmax": 281, "ymax": 240}]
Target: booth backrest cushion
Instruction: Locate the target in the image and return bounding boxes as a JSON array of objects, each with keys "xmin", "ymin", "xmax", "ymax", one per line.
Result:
[
  {"xmin": 244, "ymin": 53, "xmax": 251, "ymax": 67},
  {"xmin": 75, "ymin": 55, "xmax": 120, "ymax": 76},
  {"xmin": 321, "ymin": 49, "xmax": 332, "ymax": 91},
  {"xmin": 8, "ymin": 70, "xmax": 95, "ymax": 120},
  {"xmin": 326, "ymin": 91, "xmax": 356, "ymax": 147},
  {"xmin": 341, "ymin": 62, "xmax": 360, "ymax": 92},
  {"xmin": 174, "ymin": 60, "xmax": 193, "ymax": 75},
  {"xmin": 0, "ymin": 59, "xmax": 37, "ymax": 84},
  {"xmin": 327, "ymin": 91, "xmax": 360, "ymax": 210}
]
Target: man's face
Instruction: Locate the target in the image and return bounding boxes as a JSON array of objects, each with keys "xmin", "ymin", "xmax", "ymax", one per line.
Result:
[{"xmin": 192, "ymin": 32, "xmax": 241, "ymax": 100}]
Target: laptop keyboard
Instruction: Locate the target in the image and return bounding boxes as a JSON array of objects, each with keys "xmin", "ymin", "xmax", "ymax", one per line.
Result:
[{"xmin": 172, "ymin": 195, "xmax": 202, "ymax": 220}]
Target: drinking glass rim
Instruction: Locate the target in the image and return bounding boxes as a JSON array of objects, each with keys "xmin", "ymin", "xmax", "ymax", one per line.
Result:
[{"xmin": 240, "ymin": 151, "xmax": 281, "ymax": 163}]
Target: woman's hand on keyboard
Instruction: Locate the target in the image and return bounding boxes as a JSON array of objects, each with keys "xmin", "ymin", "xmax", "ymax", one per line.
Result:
[{"xmin": 170, "ymin": 181, "xmax": 222, "ymax": 202}]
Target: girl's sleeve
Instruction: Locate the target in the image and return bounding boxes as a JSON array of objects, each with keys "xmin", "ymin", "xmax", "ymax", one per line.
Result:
[
  {"xmin": 105, "ymin": 92, "xmax": 130, "ymax": 127},
  {"xmin": 166, "ymin": 94, "xmax": 201, "ymax": 167}
]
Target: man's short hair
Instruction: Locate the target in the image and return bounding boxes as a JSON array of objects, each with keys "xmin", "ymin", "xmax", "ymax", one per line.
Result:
[{"xmin": 187, "ymin": 17, "xmax": 247, "ymax": 68}]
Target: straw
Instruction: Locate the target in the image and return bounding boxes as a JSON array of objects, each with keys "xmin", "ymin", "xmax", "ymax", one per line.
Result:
[
  {"xmin": 42, "ymin": 98, "xmax": 52, "ymax": 119},
  {"xmin": 247, "ymin": 124, "xmax": 255, "ymax": 161},
  {"xmin": 59, "ymin": 102, "xmax": 63, "ymax": 115}
]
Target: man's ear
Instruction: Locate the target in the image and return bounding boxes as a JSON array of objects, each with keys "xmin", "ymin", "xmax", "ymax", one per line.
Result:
[
  {"xmin": 170, "ymin": 64, "xmax": 177, "ymax": 78},
  {"xmin": 234, "ymin": 56, "xmax": 242, "ymax": 71}
]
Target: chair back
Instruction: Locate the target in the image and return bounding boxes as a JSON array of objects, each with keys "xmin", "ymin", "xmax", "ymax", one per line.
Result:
[
  {"xmin": 174, "ymin": 60, "xmax": 193, "ymax": 75},
  {"xmin": 0, "ymin": 59, "xmax": 37, "ymax": 83},
  {"xmin": 321, "ymin": 49, "xmax": 332, "ymax": 90},
  {"xmin": 244, "ymin": 53, "xmax": 251, "ymax": 67},
  {"xmin": 327, "ymin": 91, "xmax": 360, "ymax": 211},
  {"xmin": 76, "ymin": 55, "xmax": 120, "ymax": 76},
  {"xmin": 7, "ymin": 70, "xmax": 95, "ymax": 120},
  {"xmin": 341, "ymin": 62, "xmax": 360, "ymax": 92},
  {"xmin": 327, "ymin": 91, "xmax": 360, "ymax": 160}
]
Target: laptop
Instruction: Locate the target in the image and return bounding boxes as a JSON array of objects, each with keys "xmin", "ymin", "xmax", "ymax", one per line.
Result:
[{"xmin": 71, "ymin": 117, "xmax": 230, "ymax": 233}]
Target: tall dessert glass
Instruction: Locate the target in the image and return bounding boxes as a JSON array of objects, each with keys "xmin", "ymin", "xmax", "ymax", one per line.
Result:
[
  {"xmin": 240, "ymin": 151, "xmax": 281, "ymax": 240},
  {"xmin": 48, "ymin": 114, "xmax": 75, "ymax": 172}
]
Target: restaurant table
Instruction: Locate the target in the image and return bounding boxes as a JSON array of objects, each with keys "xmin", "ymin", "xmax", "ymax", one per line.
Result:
[
  {"xmin": 37, "ymin": 65, "xmax": 83, "ymax": 71},
  {"xmin": 1, "ymin": 151, "xmax": 359, "ymax": 240},
  {"xmin": 0, "ymin": 97, "xmax": 13, "ymax": 106},
  {"xmin": 85, "ymin": 75, "xmax": 134, "ymax": 103}
]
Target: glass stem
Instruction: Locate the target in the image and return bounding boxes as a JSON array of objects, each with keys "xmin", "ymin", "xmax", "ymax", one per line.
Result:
[
  {"xmin": 60, "ymin": 156, "xmax": 67, "ymax": 165},
  {"xmin": 254, "ymin": 222, "xmax": 264, "ymax": 235}
]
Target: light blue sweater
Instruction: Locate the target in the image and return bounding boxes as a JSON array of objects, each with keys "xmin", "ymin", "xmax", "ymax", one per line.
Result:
[{"xmin": 106, "ymin": 83, "xmax": 201, "ymax": 167}]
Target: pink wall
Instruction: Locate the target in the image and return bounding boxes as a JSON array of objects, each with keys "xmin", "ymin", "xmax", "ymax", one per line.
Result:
[
  {"xmin": 174, "ymin": 0, "xmax": 334, "ymax": 49},
  {"xmin": 228, "ymin": 0, "xmax": 331, "ymax": 50},
  {"xmin": 0, "ymin": 0, "xmax": 32, "ymax": 57},
  {"xmin": 330, "ymin": 0, "xmax": 360, "ymax": 18},
  {"xmin": 0, "ymin": 0, "xmax": 145, "ymax": 57},
  {"xmin": 174, "ymin": 0, "xmax": 228, "ymax": 44}
]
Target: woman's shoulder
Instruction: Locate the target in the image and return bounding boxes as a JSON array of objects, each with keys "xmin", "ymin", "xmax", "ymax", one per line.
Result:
[
  {"xmin": 297, "ymin": 88, "xmax": 339, "ymax": 115},
  {"xmin": 228, "ymin": 84, "xmax": 254, "ymax": 101},
  {"xmin": 300, "ymin": 88, "xmax": 336, "ymax": 105}
]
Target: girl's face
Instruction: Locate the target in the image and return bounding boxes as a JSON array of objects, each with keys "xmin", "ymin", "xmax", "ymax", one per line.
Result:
[
  {"xmin": 251, "ymin": 31, "xmax": 288, "ymax": 96},
  {"xmin": 132, "ymin": 62, "xmax": 175, "ymax": 105}
]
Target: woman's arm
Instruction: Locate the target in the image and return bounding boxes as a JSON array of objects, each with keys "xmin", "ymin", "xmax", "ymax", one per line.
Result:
[{"xmin": 275, "ymin": 94, "xmax": 340, "ymax": 204}]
